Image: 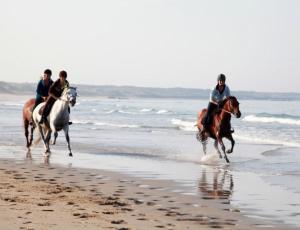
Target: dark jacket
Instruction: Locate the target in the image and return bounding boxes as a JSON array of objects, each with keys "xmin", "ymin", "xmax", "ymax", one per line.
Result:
[
  {"xmin": 49, "ymin": 79, "xmax": 70, "ymax": 98},
  {"xmin": 36, "ymin": 79, "xmax": 53, "ymax": 99}
]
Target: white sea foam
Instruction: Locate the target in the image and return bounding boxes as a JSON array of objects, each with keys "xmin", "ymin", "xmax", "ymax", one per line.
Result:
[
  {"xmin": 118, "ymin": 110, "xmax": 138, "ymax": 115},
  {"xmin": 140, "ymin": 108, "xmax": 153, "ymax": 112},
  {"xmin": 73, "ymin": 119, "xmax": 139, "ymax": 128},
  {"xmin": 234, "ymin": 133, "xmax": 300, "ymax": 148},
  {"xmin": 171, "ymin": 118, "xmax": 197, "ymax": 131},
  {"xmin": 104, "ymin": 109, "xmax": 117, "ymax": 114},
  {"xmin": 243, "ymin": 115, "xmax": 300, "ymax": 126},
  {"xmin": 95, "ymin": 122, "xmax": 139, "ymax": 128},
  {"xmin": 0, "ymin": 102, "xmax": 23, "ymax": 107},
  {"xmin": 156, "ymin": 109, "xmax": 169, "ymax": 114},
  {"xmin": 200, "ymin": 153, "xmax": 220, "ymax": 165}
]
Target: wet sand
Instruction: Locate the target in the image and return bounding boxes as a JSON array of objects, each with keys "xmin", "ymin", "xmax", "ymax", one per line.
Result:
[{"xmin": 0, "ymin": 157, "xmax": 294, "ymax": 230}]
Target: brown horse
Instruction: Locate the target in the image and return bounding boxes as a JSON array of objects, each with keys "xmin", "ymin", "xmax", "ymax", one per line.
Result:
[
  {"xmin": 22, "ymin": 98, "xmax": 36, "ymax": 148},
  {"xmin": 196, "ymin": 96, "xmax": 241, "ymax": 163}
]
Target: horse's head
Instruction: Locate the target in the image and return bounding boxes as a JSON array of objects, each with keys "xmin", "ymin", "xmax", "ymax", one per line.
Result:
[
  {"xmin": 64, "ymin": 87, "xmax": 78, "ymax": 107},
  {"xmin": 224, "ymin": 96, "xmax": 241, "ymax": 118}
]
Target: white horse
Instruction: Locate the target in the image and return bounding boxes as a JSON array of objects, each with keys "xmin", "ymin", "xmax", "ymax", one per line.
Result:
[{"xmin": 32, "ymin": 87, "xmax": 77, "ymax": 157}]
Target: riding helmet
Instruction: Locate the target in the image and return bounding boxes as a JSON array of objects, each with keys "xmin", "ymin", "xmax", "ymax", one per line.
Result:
[{"xmin": 217, "ymin": 73, "xmax": 226, "ymax": 82}]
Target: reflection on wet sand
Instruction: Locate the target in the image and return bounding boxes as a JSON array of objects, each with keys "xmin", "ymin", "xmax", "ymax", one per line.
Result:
[
  {"xmin": 25, "ymin": 149, "xmax": 32, "ymax": 159},
  {"xmin": 198, "ymin": 167, "xmax": 233, "ymax": 201}
]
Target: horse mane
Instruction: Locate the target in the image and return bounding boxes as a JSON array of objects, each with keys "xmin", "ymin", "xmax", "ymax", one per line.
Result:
[
  {"xmin": 219, "ymin": 96, "xmax": 237, "ymax": 109},
  {"xmin": 62, "ymin": 87, "xmax": 69, "ymax": 95}
]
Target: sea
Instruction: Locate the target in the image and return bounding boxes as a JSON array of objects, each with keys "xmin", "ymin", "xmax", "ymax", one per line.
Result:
[{"xmin": 0, "ymin": 95, "xmax": 300, "ymax": 227}]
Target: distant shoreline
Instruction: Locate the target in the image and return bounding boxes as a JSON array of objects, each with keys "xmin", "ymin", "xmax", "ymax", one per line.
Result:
[{"xmin": 1, "ymin": 81, "xmax": 299, "ymax": 101}]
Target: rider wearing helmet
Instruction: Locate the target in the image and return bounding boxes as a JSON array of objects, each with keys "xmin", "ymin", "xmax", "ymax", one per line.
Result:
[
  {"xmin": 30, "ymin": 69, "xmax": 53, "ymax": 124},
  {"xmin": 201, "ymin": 73, "xmax": 231, "ymax": 137},
  {"xmin": 39, "ymin": 70, "xmax": 70, "ymax": 124}
]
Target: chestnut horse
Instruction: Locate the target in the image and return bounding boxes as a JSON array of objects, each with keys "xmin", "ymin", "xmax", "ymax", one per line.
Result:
[
  {"xmin": 196, "ymin": 96, "xmax": 241, "ymax": 163},
  {"xmin": 22, "ymin": 98, "xmax": 36, "ymax": 148}
]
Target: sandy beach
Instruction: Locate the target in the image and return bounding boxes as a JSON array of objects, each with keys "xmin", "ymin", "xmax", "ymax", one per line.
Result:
[
  {"xmin": 1, "ymin": 94, "xmax": 300, "ymax": 229},
  {"xmin": 0, "ymin": 156, "xmax": 294, "ymax": 230}
]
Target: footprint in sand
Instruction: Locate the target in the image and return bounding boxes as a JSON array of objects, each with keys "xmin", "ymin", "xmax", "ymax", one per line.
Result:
[
  {"xmin": 102, "ymin": 211, "xmax": 114, "ymax": 215},
  {"xmin": 137, "ymin": 218, "xmax": 148, "ymax": 221},
  {"xmin": 111, "ymin": 220, "xmax": 126, "ymax": 224},
  {"xmin": 37, "ymin": 201, "xmax": 51, "ymax": 206},
  {"xmin": 121, "ymin": 207, "xmax": 133, "ymax": 212},
  {"xmin": 146, "ymin": 201, "xmax": 156, "ymax": 206}
]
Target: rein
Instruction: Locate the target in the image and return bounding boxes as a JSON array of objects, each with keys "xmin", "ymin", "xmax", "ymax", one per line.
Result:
[
  {"xmin": 211, "ymin": 100, "xmax": 233, "ymax": 115},
  {"xmin": 221, "ymin": 108, "xmax": 233, "ymax": 115},
  {"xmin": 59, "ymin": 98, "xmax": 68, "ymax": 103}
]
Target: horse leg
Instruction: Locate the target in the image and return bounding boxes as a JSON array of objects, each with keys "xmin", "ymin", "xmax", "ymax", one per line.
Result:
[
  {"xmin": 29, "ymin": 124, "xmax": 35, "ymax": 147},
  {"xmin": 214, "ymin": 140, "xmax": 222, "ymax": 158},
  {"xmin": 24, "ymin": 120, "xmax": 30, "ymax": 148},
  {"xmin": 217, "ymin": 137, "xmax": 230, "ymax": 163},
  {"xmin": 45, "ymin": 129, "xmax": 52, "ymax": 154},
  {"xmin": 226, "ymin": 134, "xmax": 235, "ymax": 154},
  {"xmin": 202, "ymin": 140, "xmax": 207, "ymax": 155},
  {"xmin": 63, "ymin": 127, "xmax": 72, "ymax": 157},
  {"xmin": 38, "ymin": 124, "xmax": 49, "ymax": 153},
  {"xmin": 52, "ymin": 131, "xmax": 58, "ymax": 145}
]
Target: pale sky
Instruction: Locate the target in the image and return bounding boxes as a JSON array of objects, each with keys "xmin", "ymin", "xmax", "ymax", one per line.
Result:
[{"xmin": 0, "ymin": 0, "xmax": 299, "ymax": 92}]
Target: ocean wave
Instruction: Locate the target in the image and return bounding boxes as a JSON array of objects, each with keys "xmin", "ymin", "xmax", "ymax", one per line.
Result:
[
  {"xmin": 156, "ymin": 109, "xmax": 169, "ymax": 114},
  {"xmin": 74, "ymin": 119, "xmax": 186, "ymax": 131},
  {"xmin": 95, "ymin": 122, "xmax": 139, "ymax": 128},
  {"xmin": 234, "ymin": 134, "xmax": 300, "ymax": 148},
  {"xmin": 243, "ymin": 114, "xmax": 300, "ymax": 126},
  {"xmin": 73, "ymin": 119, "xmax": 139, "ymax": 128},
  {"xmin": 140, "ymin": 108, "xmax": 154, "ymax": 112},
  {"xmin": 0, "ymin": 102, "xmax": 23, "ymax": 107},
  {"xmin": 104, "ymin": 108, "xmax": 172, "ymax": 115},
  {"xmin": 171, "ymin": 118, "xmax": 197, "ymax": 132},
  {"xmin": 104, "ymin": 109, "xmax": 138, "ymax": 115},
  {"xmin": 104, "ymin": 109, "xmax": 117, "ymax": 114}
]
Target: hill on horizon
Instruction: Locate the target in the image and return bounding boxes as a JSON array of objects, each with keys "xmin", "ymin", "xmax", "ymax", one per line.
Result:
[{"xmin": 0, "ymin": 81, "xmax": 299, "ymax": 101}]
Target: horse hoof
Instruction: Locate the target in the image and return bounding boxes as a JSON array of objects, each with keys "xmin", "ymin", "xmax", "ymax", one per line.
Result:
[
  {"xmin": 69, "ymin": 153, "xmax": 73, "ymax": 157},
  {"xmin": 226, "ymin": 150, "xmax": 232, "ymax": 154}
]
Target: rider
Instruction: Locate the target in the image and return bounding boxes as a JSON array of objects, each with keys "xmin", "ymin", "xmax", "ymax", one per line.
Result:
[
  {"xmin": 201, "ymin": 73, "xmax": 231, "ymax": 136},
  {"xmin": 39, "ymin": 70, "xmax": 71, "ymax": 124},
  {"xmin": 30, "ymin": 69, "xmax": 53, "ymax": 124}
]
